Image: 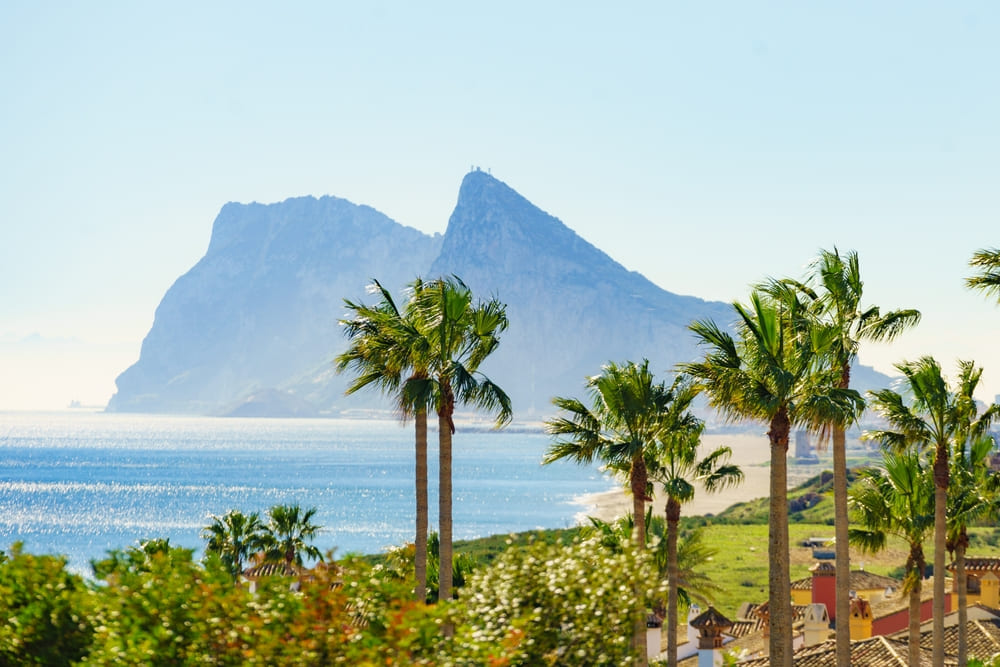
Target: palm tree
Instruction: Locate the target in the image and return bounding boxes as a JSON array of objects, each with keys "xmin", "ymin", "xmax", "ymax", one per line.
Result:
[
  {"xmin": 263, "ymin": 504, "xmax": 323, "ymax": 568},
  {"xmin": 866, "ymin": 357, "xmax": 998, "ymax": 666},
  {"xmin": 408, "ymin": 276, "xmax": 512, "ymax": 603},
  {"xmin": 201, "ymin": 509, "xmax": 268, "ymax": 582},
  {"xmin": 774, "ymin": 247, "xmax": 920, "ymax": 664},
  {"xmin": 645, "ymin": 378, "xmax": 743, "ymax": 667},
  {"xmin": 849, "ymin": 449, "xmax": 935, "ymax": 667},
  {"xmin": 967, "ymin": 248, "xmax": 1000, "ymax": 303},
  {"xmin": 948, "ymin": 433, "xmax": 1000, "ymax": 667},
  {"xmin": 544, "ymin": 359, "xmax": 677, "ymax": 664},
  {"xmin": 337, "ymin": 278, "xmax": 434, "ymax": 601},
  {"xmin": 545, "ymin": 360, "xmax": 679, "ymax": 550},
  {"xmin": 682, "ymin": 289, "xmax": 863, "ymax": 667}
]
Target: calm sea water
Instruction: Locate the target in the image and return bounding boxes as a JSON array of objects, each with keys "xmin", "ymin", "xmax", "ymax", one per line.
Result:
[{"xmin": 0, "ymin": 411, "xmax": 613, "ymax": 574}]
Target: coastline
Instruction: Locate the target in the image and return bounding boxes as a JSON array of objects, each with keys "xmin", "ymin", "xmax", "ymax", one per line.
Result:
[{"xmin": 572, "ymin": 432, "xmax": 827, "ymax": 523}]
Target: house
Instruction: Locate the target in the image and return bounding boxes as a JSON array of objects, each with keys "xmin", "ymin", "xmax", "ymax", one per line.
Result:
[
  {"xmin": 790, "ymin": 561, "xmax": 900, "ymax": 618},
  {"xmin": 735, "ymin": 607, "xmax": 1000, "ymax": 665},
  {"xmin": 950, "ymin": 557, "xmax": 1000, "ymax": 608}
]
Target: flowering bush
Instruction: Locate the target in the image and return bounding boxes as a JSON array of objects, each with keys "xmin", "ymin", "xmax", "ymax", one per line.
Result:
[
  {"xmin": 0, "ymin": 536, "xmax": 660, "ymax": 665},
  {"xmin": 455, "ymin": 536, "xmax": 662, "ymax": 666}
]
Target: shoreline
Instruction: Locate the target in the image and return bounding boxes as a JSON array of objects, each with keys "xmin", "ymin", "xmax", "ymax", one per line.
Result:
[{"xmin": 571, "ymin": 432, "xmax": 830, "ymax": 523}]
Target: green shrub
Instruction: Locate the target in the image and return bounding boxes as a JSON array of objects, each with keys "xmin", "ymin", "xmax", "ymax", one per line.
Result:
[
  {"xmin": 0, "ymin": 542, "xmax": 93, "ymax": 665},
  {"xmin": 455, "ymin": 537, "xmax": 660, "ymax": 666}
]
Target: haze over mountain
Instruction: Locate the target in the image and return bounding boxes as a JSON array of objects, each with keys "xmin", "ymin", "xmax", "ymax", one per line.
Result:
[
  {"xmin": 108, "ymin": 171, "xmax": 892, "ymax": 418},
  {"xmin": 107, "ymin": 197, "xmax": 441, "ymax": 415}
]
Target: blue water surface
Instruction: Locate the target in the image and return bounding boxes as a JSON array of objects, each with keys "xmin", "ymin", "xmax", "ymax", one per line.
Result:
[{"xmin": 0, "ymin": 411, "xmax": 613, "ymax": 574}]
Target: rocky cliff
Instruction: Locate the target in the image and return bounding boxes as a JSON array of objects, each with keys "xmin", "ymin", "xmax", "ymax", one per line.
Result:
[
  {"xmin": 108, "ymin": 172, "xmax": 891, "ymax": 417},
  {"xmin": 107, "ymin": 195, "xmax": 441, "ymax": 415},
  {"xmin": 427, "ymin": 170, "xmax": 734, "ymax": 416}
]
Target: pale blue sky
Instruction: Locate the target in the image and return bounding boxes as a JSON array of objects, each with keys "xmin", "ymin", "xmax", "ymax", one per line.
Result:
[{"xmin": 2, "ymin": 2, "xmax": 998, "ymax": 409}]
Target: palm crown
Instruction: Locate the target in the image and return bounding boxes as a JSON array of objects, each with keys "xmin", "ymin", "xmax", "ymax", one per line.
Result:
[
  {"xmin": 967, "ymin": 247, "xmax": 1000, "ymax": 303},
  {"xmin": 262, "ymin": 504, "xmax": 323, "ymax": 568},
  {"xmin": 201, "ymin": 509, "xmax": 268, "ymax": 581}
]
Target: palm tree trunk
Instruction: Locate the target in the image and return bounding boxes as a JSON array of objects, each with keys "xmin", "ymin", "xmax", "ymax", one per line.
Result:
[
  {"xmin": 957, "ymin": 528, "xmax": 969, "ymax": 667},
  {"xmin": 832, "ymin": 425, "xmax": 851, "ymax": 659},
  {"xmin": 438, "ymin": 405, "xmax": 453, "ymax": 603},
  {"xmin": 834, "ymin": 364, "xmax": 851, "ymax": 665},
  {"xmin": 933, "ymin": 444, "xmax": 948, "ymax": 667},
  {"xmin": 631, "ymin": 454, "xmax": 648, "ymax": 548},
  {"xmin": 631, "ymin": 454, "xmax": 648, "ymax": 666},
  {"xmin": 666, "ymin": 497, "xmax": 681, "ymax": 667},
  {"xmin": 768, "ymin": 407, "xmax": 793, "ymax": 667},
  {"xmin": 415, "ymin": 409, "xmax": 428, "ymax": 602},
  {"xmin": 909, "ymin": 572, "xmax": 922, "ymax": 667}
]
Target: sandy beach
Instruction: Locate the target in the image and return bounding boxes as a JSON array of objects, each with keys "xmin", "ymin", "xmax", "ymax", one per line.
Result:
[{"xmin": 574, "ymin": 432, "xmax": 828, "ymax": 523}]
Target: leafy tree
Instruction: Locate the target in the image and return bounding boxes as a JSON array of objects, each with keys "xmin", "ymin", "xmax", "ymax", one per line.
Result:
[
  {"xmin": 0, "ymin": 542, "xmax": 93, "ymax": 665},
  {"xmin": 682, "ymin": 289, "xmax": 862, "ymax": 667},
  {"xmin": 456, "ymin": 536, "xmax": 659, "ymax": 666},
  {"xmin": 967, "ymin": 248, "xmax": 1000, "ymax": 303},
  {"xmin": 91, "ymin": 537, "xmax": 194, "ymax": 579},
  {"xmin": 866, "ymin": 357, "xmax": 998, "ymax": 665},
  {"xmin": 202, "ymin": 509, "xmax": 268, "ymax": 582},
  {"xmin": 337, "ymin": 278, "xmax": 435, "ymax": 600},
  {"xmin": 849, "ymin": 450, "xmax": 935, "ymax": 667},
  {"xmin": 773, "ymin": 247, "xmax": 919, "ymax": 666},
  {"xmin": 262, "ymin": 504, "xmax": 323, "ymax": 568},
  {"xmin": 407, "ymin": 276, "xmax": 512, "ymax": 602}
]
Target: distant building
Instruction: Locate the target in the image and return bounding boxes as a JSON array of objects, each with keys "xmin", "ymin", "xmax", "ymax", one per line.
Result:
[{"xmin": 794, "ymin": 430, "xmax": 819, "ymax": 464}]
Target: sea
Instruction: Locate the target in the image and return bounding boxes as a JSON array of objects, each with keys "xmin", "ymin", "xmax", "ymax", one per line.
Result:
[{"xmin": 0, "ymin": 411, "xmax": 614, "ymax": 575}]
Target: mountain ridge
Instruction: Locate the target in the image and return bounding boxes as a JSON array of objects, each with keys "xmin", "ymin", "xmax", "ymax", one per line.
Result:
[{"xmin": 107, "ymin": 171, "xmax": 893, "ymax": 418}]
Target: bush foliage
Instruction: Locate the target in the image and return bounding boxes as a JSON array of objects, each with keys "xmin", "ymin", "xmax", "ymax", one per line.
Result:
[{"xmin": 0, "ymin": 537, "xmax": 654, "ymax": 665}]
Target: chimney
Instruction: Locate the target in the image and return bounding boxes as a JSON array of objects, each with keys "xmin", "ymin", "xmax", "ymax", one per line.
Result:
[
  {"xmin": 687, "ymin": 603, "xmax": 703, "ymax": 645},
  {"xmin": 849, "ymin": 597, "xmax": 873, "ymax": 640},
  {"xmin": 803, "ymin": 603, "xmax": 830, "ymax": 646},
  {"xmin": 810, "ymin": 561, "xmax": 837, "ymax": 622},
  {"xmin": 647, "ymin": 613, "xmax": 663, "ymax": 661},
  {"xmin": 690, "ymin": 606, "xmax": 734, "ymax": 667}
]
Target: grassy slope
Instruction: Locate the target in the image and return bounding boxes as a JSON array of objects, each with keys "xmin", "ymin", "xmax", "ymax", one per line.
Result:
[{"xmin": 442, "ymin": 471, "xmax": 1000, "ymax": 619}]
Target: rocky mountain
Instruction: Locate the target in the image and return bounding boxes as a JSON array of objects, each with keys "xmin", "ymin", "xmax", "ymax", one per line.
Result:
[
  {"xmin": 108, "ymin": 171, "xmax": 893, "ymax": 418},
  {"xmin": 426, "ymin": 171, "xmax": 734, "ymax": 416},
  {"xmin": 107, "ymin": 196, "xmax": 441, "ymax": 415}
]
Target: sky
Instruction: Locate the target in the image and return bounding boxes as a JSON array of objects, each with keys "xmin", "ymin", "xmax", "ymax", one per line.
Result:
[{"xmin": 2, "ymin": 2, "xmax": 999, "ymax": 410}]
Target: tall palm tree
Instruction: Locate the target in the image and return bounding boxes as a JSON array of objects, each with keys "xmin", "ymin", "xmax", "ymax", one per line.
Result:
[
  {"xmin": 544, "ymin": 359, "xmax": 677, "ymax": 665},
  {"xmin": 337, "ymin": 278, "xmax": 434, "ymax": 601},
  {"xmin": 948, "ymin": 434, "xmax": 1000, "ymax": 667},
  {"xmin": 865, "ymin": 357, "xmax": 997, "ymax": 666},
  {"xmin": 682, "ymin": 290, "xmax": 863, "ymax": 667},
  {"xmin": 545, "ymin": 360, "xmax": 677, "ymax": 550},
  {"xmin": 645, "ymin": 378, "xmax": 743, "ymax": 667},
  {"xmin": 967, "ymin": 248, "xmax": 1000, "ymax": 303},
  {"xmin": 263, "ymin": 504, "xmax": 323, "ymax": 568},
  {"xmin": 849, "ymin": 449, "xmax": 935, "ymax": 667},
  {"xmin": 408, "ymin": 276, "xmax": 512, "ymax": 603},
  {"xmin": 773, "ymin": 247, "xmax": 920, "ymax": 664},
  {"xmin": 201, "ymin": 509, "xmax": 268, "ymax": 582}
]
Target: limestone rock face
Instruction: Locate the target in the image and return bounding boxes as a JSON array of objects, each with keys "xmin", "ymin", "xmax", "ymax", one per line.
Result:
[
  {"xmin": 108, "ymin": 172, "xmax": 892, "ymax": 417},
  {"xmin": 428, "ymin": 170, "xmax": 734, "ymax": 416},
  {"xmin": 107, "ymin": 195, "xmax": 441, "ymax": 415}
]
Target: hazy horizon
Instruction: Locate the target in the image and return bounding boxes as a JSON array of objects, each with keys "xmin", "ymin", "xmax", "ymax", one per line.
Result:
[{"xmin": 3, "ymin": 3, "xmax": 999, "ymax": 409}]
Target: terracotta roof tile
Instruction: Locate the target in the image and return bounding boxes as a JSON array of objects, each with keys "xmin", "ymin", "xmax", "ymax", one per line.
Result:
[{"xmin": 790, "ymin": 569, "xmax": 901, "ymax": 592}]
